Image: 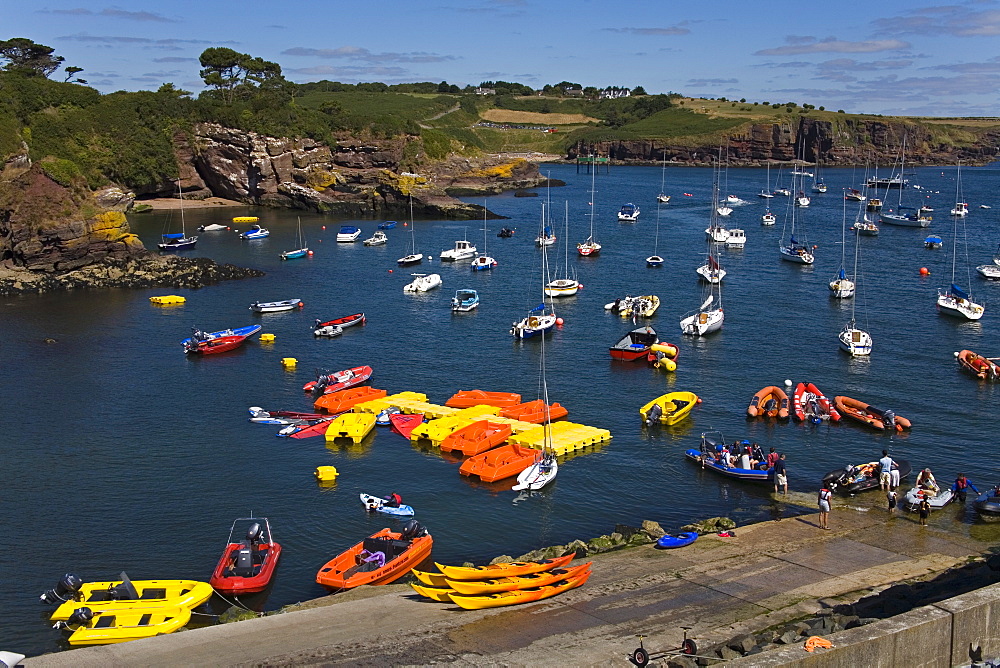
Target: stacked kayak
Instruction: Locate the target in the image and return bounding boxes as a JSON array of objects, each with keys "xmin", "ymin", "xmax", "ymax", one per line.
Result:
[{"xmin": 410, "ymin": 554, "xmax": 591, "ymax": 609}]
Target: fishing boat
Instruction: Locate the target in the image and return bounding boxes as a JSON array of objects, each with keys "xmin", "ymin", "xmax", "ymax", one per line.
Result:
[
  {"xmin": 578, "ymin": 161, "xmax": 602, "ymax": 256},
  {"xmin": 511, "ymin": 239, "xmax": 557, "ymax": 339},
  {"xmin": 822, "ymin": 459, "xmax": 913, "ymax": 494},
  {"xmin": 240, "ymin": 224, "xmax": 270, "ymax": 239},
  {"xmin": 937, "ymin": 176, "xmax": 985, "ymax": 320},
  {"xmin": 511, "ymin": 321, "xmax": 558, "ymax": 492},
  {"xmin": 445, "ymin": 390, "xmax": 521, "ymax": 408},
  {"xmin": 448, "ymin": 572, "xmax": 591, "ymax": 610},
  {"xmin": 378, "ymin": 220, "xmax": 397, "ymax": 230},
  {"xmin": 459, "ymin": 443, "xmax": 539, "ymax": 482},
  {"xmin": 792, "ymin": 382, "xmax": 841, "ymax": 422},
  {"xmin": 685, "ymin": 431, "xmax": 771, "ymax": 481},
  {"xmin": 725, "ymin": 228, "xmax": 746, "ymax": 248},
  {"xmin": 250, "ymin": 298, "xmax": 303, "ymax": 313},
  {"xmin": 761, "ymin": 209, "xmax": 776, "ymax": 225},
  {"xmin": 499, "ymin": 400, "xmax": 568, "ymax": 424},
  {"xmin": 833, "ymin": 395, "xmax": 911, "ymax": 432},
  {"xmin": 158, "ymin": 182, "xmax": 198, "ymax": 250},
  {"xmin": 315, "ymin": 522, "xmax": 432, "ymax": 591},
  {"xmin": 829, "ymin": 199, "xmax": 856, "ymax": 298},
  {"xmin": 280, "ymin": 217, "xmax": 309, "ymax": 259},
  {"xmin": 609, "ymin": 326, "xmax": 658, "ymax": 361},
  {"xmin": 435, "ymin": 554, "xmax": 574, "ymax": 581},
  {"xmin": 363, "ymin": 230, "xmax": 387, "ymax": 246},
  {"xmin": 403, "ymin": 273, "xmax": 442, "ymax": 292},
  {"xmin": 42, "ymin": 573, "xmax": 213, "ymax": 621},
  {"xmin": 925, "ymin": 235, "xmax": 943, "ymax": 249},
  {"xmin": 209, "ymin": 517, "xmax": 282, "ymax": 595},
  {"xmin": 696, "ymin": 254, "xmax": 726, "ymax": 283},
  {"xmin": 182, "ymin": 324, "xmax": 261, "ymax": 355},
  {"xmin": 618, "ymin": 203, "xmax": 640, "ymax": 222},
  {"xmin": 53, "ymin": 605, "xmax": 191, "ymax": 646},
  {"xmin": 360, "ymin": 493, "xmax": 415, "ymax": 516},
  {"xmin": 746, "ymin": 386, "xmax": 790, "ymax": 419},
  {"xmin": 397, "ymin": 198, "xmax": 423, "ymax": 266},
  {"xmin": 955, "ymin": 350, "xmax": 1000, "ymax": 381},
  {"xmin": 867, "ymin": 174, "xmax": 908, "ymax": 189},
  {"xmin": 640, "ymin": 391, "xmax": 699, "ymax": 426},
  {"xmin": 440, "ymin": 236, "xmax": 477, "ymax": 261},
  {"xmin": 451, "ymin": 289, "xmax": 480, "ymax": 312},
  {"xmin": 439, "ymin": 420, "xmax": 512, "ymax": 456},
  {"xmin": 336, "ymin": 225, "xmax": 361, "ymax": 242},
  {"xmin": 303, "ymin": 365, "xmax": 373, "ymax": 394},
  {"xmin": 546, "ymin": 203, "xmax": 580, "ymax": 295},
  {"xmin": 867, "ymin": 197, "xmax": 883, "ymax": 212}
]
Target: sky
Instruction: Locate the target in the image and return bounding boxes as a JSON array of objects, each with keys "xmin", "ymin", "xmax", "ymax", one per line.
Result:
[{"xmin": 6, "ymin": 0, "xmax": 1000, "ymax": 116}]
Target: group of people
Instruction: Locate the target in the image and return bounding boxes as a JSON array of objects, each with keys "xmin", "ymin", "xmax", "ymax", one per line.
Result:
[{"xmin": 707, "ymin": 442, "xmax": 788, "ymax": 494}]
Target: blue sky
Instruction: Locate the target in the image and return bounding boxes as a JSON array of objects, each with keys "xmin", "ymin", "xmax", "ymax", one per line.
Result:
[{"xmin": 7, "ymin": 0, "xmax": 1000, "ymax": 116}]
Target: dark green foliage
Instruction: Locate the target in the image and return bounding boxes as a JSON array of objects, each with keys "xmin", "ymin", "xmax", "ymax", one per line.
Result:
[
  {"xmin": 419, "ymin": 129, "xmax": 453, "ymax": 160},
  {"xmin": 632, "ymin": 86, "xmax": 647, "ymax": 95},
  {"xmin": 0, "ymin": 38, "xmax": 63, "ymax": 78},
  {"xmin": 495, "ymin": 96, "xmax": 587, "ymax": 115},
  {"xmin": 198, "ymin": 47, "xmax": 284, "ymax": 104},
  {"xmin": 570, "ymin": 107, "xmax": 744, "ymax": 141},
  {"xmin": 479, "ymin": 80, "xmax": 534, "ymax": 96}
]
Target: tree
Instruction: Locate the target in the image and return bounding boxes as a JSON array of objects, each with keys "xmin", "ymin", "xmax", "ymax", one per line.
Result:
[
  {"xmin": 0, "ymin": 38, "xmax": 64, "ymax": 78},
  {"xmin": 632, "ymin": 85, "xmax": 647, "ymax": 95},
  {"xmin": 199, "ymin": 47, "xmax": 284, "ymax": 104},
  {"xmin": 63, "ymin": 66, "xmax": 85, "ymax": 83}
]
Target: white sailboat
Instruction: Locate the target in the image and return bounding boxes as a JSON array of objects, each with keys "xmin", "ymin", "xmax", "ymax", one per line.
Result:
[
  {"xmin": 656, "ymin": 151, "xmax": 670, "ymax": 203},
  {"xmin": 470, "ymin": 204, "xmax": 497, "ymax": 271},
  {"xmin": 829, "ymin": 197, "xmax": 856, "ymax": 298},
  {"xmin": 705, "ymin": 148, "xmax": 730, "ymax": 241},
  {"xmin": 696, "ymin": 253, "xmax": 726, "ymax": 283},
  {"xmin": 779, "ymin": 167, "xmax": 814, "ymax": 264},
  {"xmin": 546, "ymin": 203, "xmax": 580, "ymax": 296},
  {"xmin": 937, "ymin": 162, "xmax": 985, "ymax": 320},
  {"xmin": 647, "ymin": 194, "xmax": 664, "ymax": 267},
  {"xmin": 577, "ymin": 161, "xmax": 601, "ymax": 256},
  {"xmin": 397, "ymin": 196, "xmax": 423, "ymax": 266},
  {"xmin": 158, "ymin": 181, "xmax": 198, "ymax": 250},
  {"xmin": 682, "ymin": 179, "xmax": 725, "ymax": 336},
  {"xmin": 511, "ymin": 236, "xmax": 558, "ymax": 339},
  {"xmin": 511, "ymin": 324, "xmax": 558, "ymax": 491},
  {"xmin": 950, "ymin": 162, "xmax": 969, "ymax": 217},
  {"xmin": 839, "ymin": 225, "xmax": 872, "ymax": 355},
  {"xmin": 280, "ymin": 216, "xmax": 309, "ymax": 260},
  {"xmin": 880, "ymin": 137, "xmax": 931, "ymax": 228},
  {"xmin": 758, "ymin": 162, "xmax": 775, "ymax": 198}
]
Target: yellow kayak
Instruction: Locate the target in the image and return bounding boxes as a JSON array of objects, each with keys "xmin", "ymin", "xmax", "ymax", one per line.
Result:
[
  {"xmin": 58, "ymin": 605, "xmax": 191, "ymax": 646},
  {"xmin": 434, "ymin": 553, "xmax": 574, "ymax": 581},
  {"xmin": 639, "ymin": 391, "xmax": 700, "ymax": 425},
  {"xmin": 411, "ymin": 569, "xmax": 450, "ymax": 588},
  {"xmin": 409, "ymin": 583, "xmax": 455, "ymax": 602},
  {"xmin": 447, "ymin": 562, "xmax": 593, "ymax": 595},
  {"xmin": 449, "ymin": 571, "xmax": 591, "ymax": 610},
  {"xmin": 48, "ymin": 578, "xmax": 213, "ymax": 621}
]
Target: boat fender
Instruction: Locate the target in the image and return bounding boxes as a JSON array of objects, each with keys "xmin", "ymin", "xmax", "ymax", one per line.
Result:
[{"xmin": 40, "ymin": 574, "xmax": 83, "ymax": 604}]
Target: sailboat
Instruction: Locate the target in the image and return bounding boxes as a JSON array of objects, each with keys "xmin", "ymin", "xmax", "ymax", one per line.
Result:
[
  {"xmin": 880, "ymin": 138, "xmax": 931, "ymax": 228},
  {"xmin": 950, "ymin": 162, "xmax": 969, "ymax": 217},
  {"xmin": 511, "ymin": 236, "xmax": 558, "ymax": 339},
  {"xmin": 511, "ymin": 324, "xmax": 558, "ymax": 491},
  {"xmin": 696, "ymin": 253, "xmax": 725, "ymax": 283},
  {"xmin": 577, "ymin": 160, "xmax": 602, "ymax": 256},
  {"xmin": 839, "ymin": 225, "xmax": 872, "ymax": 355},
  {"xmin": 937, "ymin": 162, "xmax": 985, "ymax": 321},
  {"xmin": 397, "ymin": 196, "xmax": 423, "ymax": 266},
  {"xmin": 779, "ymin": 165, "xmax": 814, "ymax": 264},
  {"xmin": 829, "ymin": 198, "xmax": 856, "ymax": 298},
  {"xmin": 534, "ymin": 204, "xmax": 556, "ymax": 246},
  {"xmin": 280, "ymin": 217, "xmax": 309, "ymax": 260},
  {"xmin": 471, "ymin": 204, "xmax": 497, "ymax": 271},
  {"xmin": 758, "ymin": 162, "xmax": 775, "ymax": 199},
  {"xmin": 716, "ymin": 150, "xmax": 734, "ymax": 216},
  {"xmin": 811, "ymin": 161, "xmax": 827, "ymax": 193},
  {"xmin": 656, "ymin": 152, "xmax": 670, "ymax": 203},
  {"xmin": 647, "ymin": 194, "xmax": 664, "ymax": 267},
  {"xmin": 545, "ymin": 203, "xmax": 579, "ymax": 296},
  {"xmin": 705, "ymin": 149, "xmax": 730, "ymax": 241},
  {"xmin": 682, "ymin": 179, "xmax": 725, "ymax": 336},
  {"xmin": 158, "ymin": 182, "xmax": 198, "ymax": 251}
]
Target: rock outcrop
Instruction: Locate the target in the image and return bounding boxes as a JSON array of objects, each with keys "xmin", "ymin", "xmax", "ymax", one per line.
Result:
[
  {"xmin": 170, "ymin": 124, "xmax": 547, "ymax": 219},
  {"xmin": 571, "ymin": 117, "xmax": 1000, "ymax": 166}
]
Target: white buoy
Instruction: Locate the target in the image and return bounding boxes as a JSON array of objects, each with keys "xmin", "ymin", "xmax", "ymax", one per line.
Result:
[
  {"xmin": 953, "ymin": 351, "xmax": 960, "ymax": 358},
  {"xmin": 428, "ymin": 255, "xmax": 433, "ymax": 260},
  {"xmin": 784, "ymin": 379, "xmax": 792, "ymax": 387}
]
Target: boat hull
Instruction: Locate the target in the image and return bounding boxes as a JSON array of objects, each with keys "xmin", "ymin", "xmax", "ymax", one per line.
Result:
[
  {"xmin": 793, "ymin": 383, "xmax": 841, "ymax": 422},
  {"xmin": 49, "ymin": 580, "xmax": 213, "ymax": 621},
  {"xmin": 746, "ymin": 386, "xmax": 790, "ymax": 419},
  {"xmin": 609, "ymin": 326, "xmax": 657, "ymax": 360},
  {"xmin": 210, "ymin": 543, "xmax": 282, "ymax": 594},
  {"xmin": 316, "ymin": 528, "xmax": 433, "ymax": 591},
  {"xmin": 640, "ymin": 391, "xmax": 699, "ymax": 426}
]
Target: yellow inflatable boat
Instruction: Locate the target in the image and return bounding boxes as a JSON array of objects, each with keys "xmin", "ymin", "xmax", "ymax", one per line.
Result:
[
  {"xmin": 44, "ymin": 575, "xmax": 213, "ymax": 621},
  {"xmin": 56, "ymin": 605, "xmax": 191, "ymax": 646}
]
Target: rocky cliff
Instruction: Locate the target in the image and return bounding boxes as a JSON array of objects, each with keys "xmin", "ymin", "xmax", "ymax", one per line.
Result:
[
  {"xmin": 571, "ymin": 118, "xmax": 1000, "ymax": 166},
  {"xmin": 171, "ymin": 124, "xmax": 547, "ymax": 219}
]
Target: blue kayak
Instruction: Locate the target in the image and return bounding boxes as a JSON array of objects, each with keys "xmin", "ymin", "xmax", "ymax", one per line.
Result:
[{"xmin": 656, "ymin": 532, "xmax": 698, "ymax": 549}]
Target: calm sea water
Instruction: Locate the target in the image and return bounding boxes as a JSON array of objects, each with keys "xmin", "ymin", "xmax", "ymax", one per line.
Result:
[{"xmin": 4, "ymin": 162, "xmax": 999, "ymax": 655}]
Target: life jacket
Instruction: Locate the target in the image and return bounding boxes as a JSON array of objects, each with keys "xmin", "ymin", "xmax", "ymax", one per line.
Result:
[
  {"xmin": 819, "ymin": 488, "xmax": 831, "ymax": 503},
  {"xmin": 390, "ymin": 493, "xmax": 402, "ymax": 506},
  {"xmin": 955, "ymin": 477, "xmax": 968, "ymax": 490}
]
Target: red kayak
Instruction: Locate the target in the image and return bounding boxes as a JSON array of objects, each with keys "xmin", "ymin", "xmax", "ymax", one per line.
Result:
[
  {"xmin": 303, "ymin": 365, "xmax": 373, "ymax": 394},
  {"xmin": 315, "ymin": 313, "xmax": 366, "ymax": 329},
  {"xmin": 209, "ymin": 517, "xmax": 281, "ymax": 595},
  {"xmin": 390, "ymin": 414, "xmax": 424, "ymax": 439}
]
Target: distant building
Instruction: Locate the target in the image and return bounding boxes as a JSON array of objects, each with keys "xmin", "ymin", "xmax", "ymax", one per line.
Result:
[
  {"xmin": 475, "ymin": 87, "xmax": 496, "ymax": 96},
  {"xmin": 563, "ymin": 88, "xmax": 584, "ymax": 97},
  {"xmin": 599, "ymin": 87, "xmax": 631, "ymax": 99}
]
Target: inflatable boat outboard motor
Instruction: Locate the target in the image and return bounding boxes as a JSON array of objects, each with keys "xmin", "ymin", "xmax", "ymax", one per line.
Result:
[
  {"xmin": 40, "ymin": 574, "xmax": 83, "ymax": 603},
  {"xmin": 54, "ymin": 606, "xmax": 93, "ymax": 630},
  {"xmin": 232, "ymin": 524, "xmax": 263, "ymax": 577},
  {"xmin": 400, "ymin": 520, "xmax": 427, "ymax": 540}
]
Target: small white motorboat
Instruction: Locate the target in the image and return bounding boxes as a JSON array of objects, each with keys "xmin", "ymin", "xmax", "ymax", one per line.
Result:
[
  {"xmin": 336, "ymin": 226, "xmax": 361, "ymax": 242},
  {"xmin": 617, "ymin": 203, "xmax": 640, "ymax": 222},
  {"xmin": 440, "ymin": 239, "xmax": 477, "ymax": 261},
  {"xmin": 903, "ymin": 486, "xmax": 954, "ymax": 511},
  {"xmin": 403, "ymin": 273, "xmax": 441, "ymax": 293},
  {"xmin": 240, "ymin": 225, "xmax": 270, "ymax": 239},
  {"xmin": 725, "ymin": 228, "xmax": 746, "ymax": 248},
  {"xmin": 313, "ymin": 324, "xmax": 343, "ymax": 337},
  {"xmin": 250, "ymin": 299, "xmax": 303, "ymax": 313},
  {"xmin": 451, "ymin": 288, "xmax": 480, "ymax": 312},
  {"xmin": 363, "ymin": 231, "xmax": 387, "ymax": 246},
  {"xmin": 198, "ymin": 223, "xmax": 228, "ymax": 232},
  {"xmin": 761, "ymin": 210, "xmax": 776, "ymax": 225}
]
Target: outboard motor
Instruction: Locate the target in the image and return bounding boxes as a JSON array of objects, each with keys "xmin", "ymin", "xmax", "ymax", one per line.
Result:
[
  {"xmin": 40, "ymin": 574, "xmax": 83, "ymax": 604},
  {"xmin": 882, "ymin": 409, "xmax": 897, "ymax": 433},
  {"xmin": 246, "ymin": 523, "xmax": 262, "ymax": 545},
  {"xmin": 54, "ymin": 606, "xmax": 94, "ymax": 630},
  {"xmin": 400, "ymin": 520, "xmax": 426, "ymax": 540},
  {"xmin": 645, "ymin": 403, "xmax": 663, "ymax": 426}
]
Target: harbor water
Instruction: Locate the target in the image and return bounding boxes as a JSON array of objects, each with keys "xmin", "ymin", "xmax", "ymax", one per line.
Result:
[{"xmin": 3, "ymin": 161, "xmax": 999, "ymax": 655}]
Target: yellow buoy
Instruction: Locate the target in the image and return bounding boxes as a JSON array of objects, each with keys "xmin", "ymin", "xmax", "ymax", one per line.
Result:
[
  {"xmin": 232, "ymin": 216, "xmax": 259, "ymax": 223},
  {"xmin": 314, "ymin": 465, "xmax": 338, "ymax": 481},
  {"xmin": 260, "ymin": 333, "xmax": 276, "ymax": 343},
  {"xmin": 149, "ymin": 295, "xmax": 186, "ymax": 305},
  {"xmin": 657, "ymin": 358, "xmax": 677, "ymax": 372},
  {"xmin": 281, "ymin": 357, "xmax": 297, "ymax": 369}
]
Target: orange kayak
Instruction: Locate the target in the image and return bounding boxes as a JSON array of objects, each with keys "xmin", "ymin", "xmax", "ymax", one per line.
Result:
[
  {"xmin": 498, "ymin": 400, "xmax": 569, "ymax": 424},
  {"xmin": 316, "ymin": 526, "xmax": 432, "ymax": 591},
  {"xmin": 834, "ymin": 395, "xmax": 911, "ymax": 432},
  {"xmin": 458, "ymin": 443, "xmax": 538, "ymax": 482},
  {"xmin": 447, "ymin": 562, "xmax": 593, "ymax": 595},
  {"xmin": 449, "ymin": 571, "xmax": 591, "ymax": 610},
  {"xmin": 746, "ymin": 385, "xmax": 790, "ymax": 419},
  {"xmin": 313, "ymin": 386, "xmax": 387, "ymax": 413},
  {"xmin": 409, "ymin": 583, "xmax": 455, "ymax": 602},
  {"xmin": 434, "ymin": 553, "xmax": 574, "ymax": 581},
  {"xmin": 439, "ymin": 420, "xmax": 512, "ymax": 456},
  {"xmin": 445, "ymin": 390, "xmax": 522, "ymax": 409}
]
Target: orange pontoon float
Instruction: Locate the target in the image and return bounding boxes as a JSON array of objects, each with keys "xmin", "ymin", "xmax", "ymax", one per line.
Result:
[
  {"xmin": 458, "ymin": 443, "xmax": 538, "ymax": 482},
  {"xmin": 313, "ymin": 386, "xmax": 387, "ymax": 413},
  {"xmin": 445, "ymin": 390, "xmax": 522, "ymax": 409},
  {"xmin": 498, "ymin": 400, "xmax": 568, "ymax": 424},
  {"xmin": 439, "ymin": 420, "xmax": 512, "ymax": 456}
]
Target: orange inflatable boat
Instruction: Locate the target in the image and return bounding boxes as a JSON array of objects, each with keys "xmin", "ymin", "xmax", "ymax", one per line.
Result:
[
  {"xmin": 459, "ymin": 443, "xmax": 538, "ymax": 482},
  {"xmin": 439, "ymin": 420, "xmax": 512, "ymax": 456},
  {"xmin": 793, "ymin": 382, "xmax": 841, "ymax": 422},
  {"xmin": 834, "ymin": 396, "xmax": 911, "ymax": 432},
  {"xmin": 746, "ymin": 386, "xmax": 790, "ymax": 419},
  {"xmin": 957, "ymin": 350, "xmax": 1000, "ymax": 381},
  {"xmin": 316, "ymin": 525, "xmax": 432, "ymax": 591},
  {"xmin": 313, "ymin": 386, "xmax": 387, "ymax": 413},
  {"xmin": 445, "ymin": 390, "xmax": 522, "ymax": 409},
  {"xmin": 498, "ymin": 400, "xmax": 568, "ymax": 424}
]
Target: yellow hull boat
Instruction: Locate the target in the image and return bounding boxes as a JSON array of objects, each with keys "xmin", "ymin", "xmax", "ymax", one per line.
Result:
[
  {"xmin": 449, "ymin": 571, "xmax": 591, "ymax": 610},
  {"xmin": 59, "ymin": 605, "xmax": 191, "ymax": 646},
  {"xmin": 447, "ymin": 562, "xmax": 592, "ymax": 595},
  {"xmin": 639, "ymin": 391, "xmax": 700, "ymax": 425},
  {"xmin": 48, "ymin": 578, "xmax": 213, "ymax": 621},
  {"xmin": 434, "ymin": 553, "xmax": 574, "ymax": 581},
  {"xmin": 325, "ymin": 412, "xmax": 377, "ymax": 443},
  {"xmin": 411, "ymin": 569, "xmax": 450, "ymax": 588},
  {"xmin": 409, "ymin": 583, "xmax": 455, "ymax": 602}
]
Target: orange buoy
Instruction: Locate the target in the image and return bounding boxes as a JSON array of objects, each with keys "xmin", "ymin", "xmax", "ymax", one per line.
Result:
[
  {"xmin": 920, "ymin": 267, "xmax": 930, "ymax": 275},
  {"xmin": 578, "ymin": 283, "xmax": 584, "ymax": 289},
  {"xmin": 307, "ymin": 250, "xmax": 314, "ymax": 256},
  {"xmin": 322, "ymin": 225, "xmax": 326, "ymax": 230},
  {"xmin": 388, "ymin": 269, "xmax": 393, "ymax": 273},
  {"xmin": 555, "ymin": 317, "xmax": 564, "ymax": 326}
]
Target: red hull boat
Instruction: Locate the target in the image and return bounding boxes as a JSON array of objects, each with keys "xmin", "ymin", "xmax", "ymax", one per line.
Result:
[
  {"xmin": 609, "ymin": 326, "xmax": 658, "ymax": 362},
  {"xmin": 182, "ymin": 325, "xmax": 261, "ymax": 355},
  {"xmin": 315, "ymin": 313, "xmax": 366, "ymax": 329},
  {"xmin": 793, "ymin": 382, "xmax": 842, "ymax": 422},
  {"xmin": 303, "ymin": 365, "xmax": 373, "ymax": 394},
  {"xmin": 209, "ymin": 517, "xmax": 281, "ymax": 595}
]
